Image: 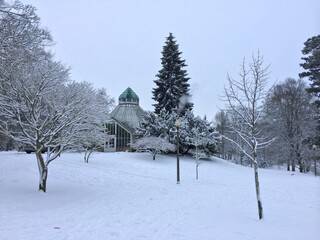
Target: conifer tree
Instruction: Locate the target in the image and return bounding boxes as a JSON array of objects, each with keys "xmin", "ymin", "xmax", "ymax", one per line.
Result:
[
  {"xmin": 152, "ymin": 33, "xmax": 193, "ymax": 115},
  {"xmin": 299, "ymin": 34, "xmax": 320, "ymax": 105}
]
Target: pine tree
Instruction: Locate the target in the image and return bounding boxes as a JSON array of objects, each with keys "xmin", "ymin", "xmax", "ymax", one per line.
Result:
[
  {"xmin": 299, "ymin": 34, "xmax": 320, "ymax": 105},
  {"xmin": 299, "ymin": 35, "xmax": 320, "ymax": 145},
  {"xmin": 152, "ymin": 33, "xmax": 193, "ymax": 115}
]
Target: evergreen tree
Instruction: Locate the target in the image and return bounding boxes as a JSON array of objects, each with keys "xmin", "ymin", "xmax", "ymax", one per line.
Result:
[
  {"xmin": 299, "ymin": 34, "xmax": 320, "ymax": 145},
  {"xmin": 299, "ymin": 34, "xmax": 320, "ymax": 105},
  {"xmin": 135, "ymin": 109, "xmax": 219, "ymax": 156},
  {"xmin": 152, "ymin": 33, "xmax": 193, "ymax": 115}
]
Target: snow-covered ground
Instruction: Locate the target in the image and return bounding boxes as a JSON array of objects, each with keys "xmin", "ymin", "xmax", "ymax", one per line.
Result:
[{"xmin": 0, "ymin": 151, "xmax": 319, "ymax": 240}]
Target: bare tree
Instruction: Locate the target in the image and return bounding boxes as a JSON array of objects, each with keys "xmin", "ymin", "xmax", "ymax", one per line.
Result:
[
  {"xmin": 264, "ymin": 78, "xmax": 317, "ymax": 172},
  {"xmin": 223, "ymin": 52, "xmax": 273, "ymax": 219},
  {"xmin": 190, "ymin": 127, "xmax": 207, "ymax": 180}
]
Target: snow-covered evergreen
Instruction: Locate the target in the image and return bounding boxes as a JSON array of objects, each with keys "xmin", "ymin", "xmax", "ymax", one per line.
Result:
[
  {"xmin": 152, "ymin": 33, "xmax": 193, "ymax": 115},
  {"xmin": 136, "ymin": 109, "xmax": 219, "ymax": 155}
]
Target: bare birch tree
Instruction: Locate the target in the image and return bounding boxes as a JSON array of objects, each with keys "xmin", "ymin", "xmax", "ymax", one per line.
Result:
[
  {"xmin": 191, "ymin": 127, "xmax": 207, "ymax": 180},
  {"xmin": 223, "ymin": 52, "xmax": 273, "ymax": 219}
]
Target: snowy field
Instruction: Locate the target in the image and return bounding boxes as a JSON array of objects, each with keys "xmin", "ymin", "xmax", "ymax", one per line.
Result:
[{"xmin": 0, "ymin": 151, "xmax": 319, "ymax": 240}]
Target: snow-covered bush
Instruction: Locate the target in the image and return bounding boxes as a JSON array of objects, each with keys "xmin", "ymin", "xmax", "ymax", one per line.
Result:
[{"xmin": 131, "ymin": 136, "xmax": 175, "ymax": 160}]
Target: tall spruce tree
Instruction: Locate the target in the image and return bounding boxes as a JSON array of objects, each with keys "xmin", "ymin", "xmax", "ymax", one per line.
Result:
[
  {"xmin": 152, "ymin": 33, "xmax": 193, "ymax": 115},
  {"xmin": 299, "ymin": 34, "xmax": 320, "ymax": 146},
  {"xmin": 299, "ymin": 34, "xmax": 320, "ymax": 105}
]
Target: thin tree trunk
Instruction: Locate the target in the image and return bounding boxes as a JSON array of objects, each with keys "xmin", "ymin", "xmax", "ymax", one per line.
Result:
[
  {"xmin": 87, "ymin": 151, "xmax": 93, "ymax": 162},
  {"xmin": 253, "ymin": 148, "xmax": 263, "ymax": 219},
  {"xmin": 254, "ymin": 160, "xmax": 263, "ymax": 219},
  {"xmin": 314, "ymin": 148, "xmax": 317, "ymax": 177},
  {"xmin": 290, "ymin": 151, "xmax": 295, "ymax": 172},
  {"xmin": 85, "ymin": 150, "xmax": 93, "ymax": 163},
  {"xmin": 292, "ymin": 159, "xmax": 295, "ymax": 172},
  {"xmin": 196, "ymin": 164, "xmax": 199, "ymax": 180}
]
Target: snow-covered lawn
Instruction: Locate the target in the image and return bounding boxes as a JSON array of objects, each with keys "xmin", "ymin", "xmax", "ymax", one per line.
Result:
[{"xmin": 0, "ymin": 151, "xmax": 319, "ymax": 240}]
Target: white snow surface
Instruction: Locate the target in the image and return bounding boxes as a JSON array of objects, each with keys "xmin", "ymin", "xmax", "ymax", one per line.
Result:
[{"xmin": 0, "ymin": 151, "xmax": 319, "ymax": 240}]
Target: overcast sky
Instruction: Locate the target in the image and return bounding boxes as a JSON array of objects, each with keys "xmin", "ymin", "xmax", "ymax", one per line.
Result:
[{"xmin": 23, "ymin": 0, "xmax": 320, "ymax": 121}]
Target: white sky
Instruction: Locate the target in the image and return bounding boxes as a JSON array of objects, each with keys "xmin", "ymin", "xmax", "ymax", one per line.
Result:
[{"xmin": 23, "ymin": 0, "xmax": 320, "ymax": 121}]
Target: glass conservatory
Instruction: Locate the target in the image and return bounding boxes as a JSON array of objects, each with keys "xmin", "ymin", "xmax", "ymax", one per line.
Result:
[{"xmin": 104, "ymin": 87, "xmax": 145, "ymax": 152}]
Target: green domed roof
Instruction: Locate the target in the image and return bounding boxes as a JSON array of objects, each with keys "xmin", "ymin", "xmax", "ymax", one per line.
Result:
[{"xmin": 119, "ymin": 87, "xmax": 139, "ymax": 100}]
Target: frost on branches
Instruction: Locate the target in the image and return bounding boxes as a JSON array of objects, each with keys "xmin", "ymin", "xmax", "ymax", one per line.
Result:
[
  {"xmin": 71, "ymin": 83, "xmax": 114, "ymax": 163},
  {"xmin": 223, "ymin": 52, "xmax": 274, "ymax": 219},
  {"xmin": 0, "ymin": 2, "xmax": 113, "ymax": 192},
  {"xmin": 264, "ymin": 78, "xmax": 317, "ymax": 172},
  {"xmin": 131, "ymin": 136, "xmax": 175, "ymax": 160}
]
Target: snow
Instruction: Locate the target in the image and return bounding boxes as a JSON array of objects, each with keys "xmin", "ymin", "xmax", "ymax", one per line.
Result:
[{"xmin": 0, "ymin": 151, "xmax": 319, "ymax": 240}]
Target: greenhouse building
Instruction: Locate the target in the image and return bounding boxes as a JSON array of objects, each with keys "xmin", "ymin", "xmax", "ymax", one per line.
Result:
[{"xmin": 105, "ymin": 87, "xmax": 145, "ymax": 152}]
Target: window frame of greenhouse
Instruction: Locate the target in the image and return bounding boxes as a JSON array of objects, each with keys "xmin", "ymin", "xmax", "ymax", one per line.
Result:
[{"xmin": 104, "ymin": 120, "xmax": 134, "ymax": 152}]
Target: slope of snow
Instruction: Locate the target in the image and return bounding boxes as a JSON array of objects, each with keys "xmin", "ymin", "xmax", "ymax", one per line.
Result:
[{"xmin": 0, "ymin": 151, "xmax": 319, "ymax": 240}]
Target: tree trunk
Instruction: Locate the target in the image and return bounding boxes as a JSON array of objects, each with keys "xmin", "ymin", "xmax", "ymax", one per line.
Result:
[
  {"xmin": 36, "ymin": 152, "xmax": 48, "ymax": 192},
  {"xmin": 153, "ymin": 152, "xmax": 156, "ymax": 160},
  {"xmin": 287, "ymin": 158, "xmax": 290, "ymax": 171},
  {"xmin": 291, "ymin": 159, "xmax": 295, "ymax": 172},
  {"xmin": 291, "ymin": 150, "xmax": 295, "ymax": 172},
  {"xmin": 39, "ymin": 167, "xmax": 48, "ymax": 192},
  {"xmin": 196, "ymin": 164, "xmax": 199, "ymax": 180},
  {"xmin": 84, "ymin": 150, "xmax": 93, "ymax": 163},
  {"xmin": 297, "ymin": 152, "xmax": 304, "ymax": 173},
  {"xmin": 5, "ymin": 138, "xmax": 13, "ymax": 151},
  {"xmin": 314, "ymin": 148, "xmax": 317, "ymax": 177},
  {"xmin": 254, "ymin": 160, "xmax": 263, "ymax": 219}
]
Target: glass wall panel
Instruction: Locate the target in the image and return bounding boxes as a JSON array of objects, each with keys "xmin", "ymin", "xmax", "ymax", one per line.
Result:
[
  {"xmin": 106, "ymin": 122, "xmax": 115, "ymax": 135},
  {"xmin": 115, "ymin": 124, "xmax": 131, "ymax": 149}
]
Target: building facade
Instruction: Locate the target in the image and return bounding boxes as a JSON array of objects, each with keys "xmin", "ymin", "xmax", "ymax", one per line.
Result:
[{"xmin": 104, "ymin": 87, "xmax": 145, "ymax": 152}]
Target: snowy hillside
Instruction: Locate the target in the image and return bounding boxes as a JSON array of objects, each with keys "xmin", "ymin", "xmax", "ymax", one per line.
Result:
[{"xmin": 0, "ymin": 151, "xmax": 319, "ymax": 240}]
